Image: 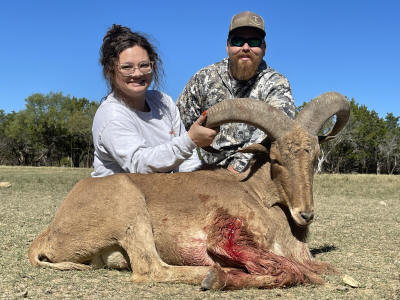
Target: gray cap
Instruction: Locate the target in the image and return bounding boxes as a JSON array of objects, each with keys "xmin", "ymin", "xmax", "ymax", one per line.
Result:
[{"xmin": 229, "ymin": 11, "xmax": 265, "ymax": 37}]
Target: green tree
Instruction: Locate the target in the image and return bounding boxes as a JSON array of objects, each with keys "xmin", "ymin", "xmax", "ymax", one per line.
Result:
[
  {"xmin": 313, "ymin": 98, "xmax": 398, "ymax": 174},
  {"xmin": 0, "ymin": 110, "xmax": 17, "ymax": 164},
  {"xmin": 378, "ymin": 113, "xmax": 400, "ymax": 174},
  {"xmin": 62, "ymin": 97, "xmax": 98, "ymax": 167},
  {"xmin": 4, "ymin": 92, "xmax": 98, "ymax": 166}
]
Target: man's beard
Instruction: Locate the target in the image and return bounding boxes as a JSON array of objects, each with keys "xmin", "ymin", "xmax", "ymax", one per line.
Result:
[{"xmin": 229, "ymin": 51, "xmax": 262, "ymax": 81}]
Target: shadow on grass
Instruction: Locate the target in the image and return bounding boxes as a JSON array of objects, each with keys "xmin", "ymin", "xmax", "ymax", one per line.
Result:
[{"xmin": 310, "ymin": 245, "xmax": 337, "ymax": 257}]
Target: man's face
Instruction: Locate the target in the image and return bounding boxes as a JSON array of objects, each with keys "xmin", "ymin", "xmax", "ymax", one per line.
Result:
[{"xmin": 226, "ymin": 28, "xmax": 266, "ymax": 81}]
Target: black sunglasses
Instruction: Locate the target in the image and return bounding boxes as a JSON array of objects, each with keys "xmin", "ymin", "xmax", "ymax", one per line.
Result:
[{"xmin": 229, "ymin": 36, "xmax": 264, "ymax": 47}]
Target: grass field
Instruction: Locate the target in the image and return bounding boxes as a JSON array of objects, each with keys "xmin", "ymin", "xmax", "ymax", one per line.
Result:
[{"xmin": 0, "ymin": 166, "xmax": 399, "ymax": 299}]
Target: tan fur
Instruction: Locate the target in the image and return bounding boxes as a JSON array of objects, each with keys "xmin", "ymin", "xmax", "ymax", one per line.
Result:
[{"xmin": 29, "ymin": 124, "xmax": 333, "ymax": 290}]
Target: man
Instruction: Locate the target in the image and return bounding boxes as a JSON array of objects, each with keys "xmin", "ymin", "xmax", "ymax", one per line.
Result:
[{"xmin": 177, "ymin": 11, "xmax": 295, "ymax": 173}]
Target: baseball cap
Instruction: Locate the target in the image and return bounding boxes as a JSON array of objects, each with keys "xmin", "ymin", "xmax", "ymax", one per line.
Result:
[{"xmin": 229, "ymin": 11, "xmax": 265, "ymax": 37}]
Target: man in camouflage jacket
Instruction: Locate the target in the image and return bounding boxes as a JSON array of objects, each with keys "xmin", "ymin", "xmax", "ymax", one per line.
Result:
[{"xmin": 176, "ymin": 11, "xmax": 295, "ymax": 173}]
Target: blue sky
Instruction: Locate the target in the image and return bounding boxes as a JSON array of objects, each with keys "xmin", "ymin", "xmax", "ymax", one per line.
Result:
[{"xmin": 1, "ymin": 0, "xmax": 399, "ymax": 118}]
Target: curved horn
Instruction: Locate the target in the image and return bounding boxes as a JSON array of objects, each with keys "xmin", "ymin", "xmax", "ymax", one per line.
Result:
[
  {"xmin": 296, "ymin": 92, "xmax": 350, "ymax": 138},
  {"xmin": 204, "ymin": 98, "xmax": 293, "ymax": 141}
]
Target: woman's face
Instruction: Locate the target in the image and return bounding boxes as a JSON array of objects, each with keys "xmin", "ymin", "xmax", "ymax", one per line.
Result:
[{"xmin": 114, "ymin": 45, "xmax": 153, "ymax": 100}]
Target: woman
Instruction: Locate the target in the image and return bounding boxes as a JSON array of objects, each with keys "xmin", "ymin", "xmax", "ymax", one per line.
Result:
[{"xmin": 91, "ymin": 25, "xmax": 216, "ymax": 177}]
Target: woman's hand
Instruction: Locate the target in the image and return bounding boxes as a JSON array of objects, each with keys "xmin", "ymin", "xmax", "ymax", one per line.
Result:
[{"xmin": 187, "ymin": 114, "xmax": 218, "ymax": 147}]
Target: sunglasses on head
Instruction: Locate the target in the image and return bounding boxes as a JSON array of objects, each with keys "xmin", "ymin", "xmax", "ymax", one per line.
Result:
[{"xmin": 229, "ymin": 36, "xmax": 264, "ymax": 47}]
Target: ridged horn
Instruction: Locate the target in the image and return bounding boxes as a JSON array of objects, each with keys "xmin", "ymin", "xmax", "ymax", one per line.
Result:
[
  {"xmin": 296, "ymin": 92, "xmax": 350, "ymax": 138},
  {"xmin": 204, "ymin": 98, "xmax": 293, "ymax": 141}
]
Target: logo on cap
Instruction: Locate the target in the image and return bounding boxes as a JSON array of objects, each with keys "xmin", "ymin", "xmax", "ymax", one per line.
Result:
[{"xmin": 250, "ymin": 15, "xmax": 262, "ymax": 26}]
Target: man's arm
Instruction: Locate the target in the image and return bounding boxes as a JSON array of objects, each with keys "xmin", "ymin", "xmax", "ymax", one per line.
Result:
[
  {"xmin": 176, "ymin": 74, "xmax": 203, "ymax": 131},
  {"xmin": 263, "ymin": 74, "xmax": 295, "ymax": 119},
  {"xmin": 227, "ymin": 73, "xmax": 295, "ymax": 172}
]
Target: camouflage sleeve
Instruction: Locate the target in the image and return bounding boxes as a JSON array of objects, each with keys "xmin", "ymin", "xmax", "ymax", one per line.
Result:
[
  {"xmin": 228, "ymin": 152, "xmax": 254, "ymax": 172},
  {"xmin": 229, "ymin": 73, "xmax": 295, "ymax": 172},
  {"xmin": 176, "ymin": 74, "xmax": 203, "ymax": 131},
  {"xmin": 264, "ymin": 73, "xmax": 295, "ymax": 119}
]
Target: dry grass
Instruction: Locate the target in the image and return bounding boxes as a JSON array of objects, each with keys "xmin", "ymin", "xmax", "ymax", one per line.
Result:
[{"xmin": 0, "ymin": 166, "xmax": 399, "ymax": 299}]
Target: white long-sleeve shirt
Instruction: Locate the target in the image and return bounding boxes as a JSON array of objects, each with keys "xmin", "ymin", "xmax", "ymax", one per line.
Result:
[{"xmin": 91, "ymin": 91, "xmax": 201, "ymax": 177}]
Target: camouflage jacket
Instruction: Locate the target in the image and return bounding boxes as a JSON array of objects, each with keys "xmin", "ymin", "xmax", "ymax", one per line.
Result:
[{"xmin": 176, "ymin": 57, "xmax": 295, "ymax": 172}]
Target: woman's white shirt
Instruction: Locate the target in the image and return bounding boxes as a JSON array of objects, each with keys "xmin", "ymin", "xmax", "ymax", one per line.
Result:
[{"xmin": 91, "ymin": 90, "xmax": 201, "ymax": 177}]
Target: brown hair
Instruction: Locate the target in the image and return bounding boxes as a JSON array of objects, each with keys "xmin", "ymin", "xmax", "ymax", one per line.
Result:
[{"xmin": 100, "ymin": 24, "xmax": 163, "ymax": 92}]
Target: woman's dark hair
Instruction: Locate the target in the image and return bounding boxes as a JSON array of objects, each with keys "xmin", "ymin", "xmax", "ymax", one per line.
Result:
[{"xmin": 100, "ymin": 24, "xmax": 163, "ymax": 91}]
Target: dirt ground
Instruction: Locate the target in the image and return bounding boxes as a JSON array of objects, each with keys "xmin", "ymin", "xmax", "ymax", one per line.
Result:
[{"xmin": 0, "ymin": 166, "xmax": 399, "ymax": 299}]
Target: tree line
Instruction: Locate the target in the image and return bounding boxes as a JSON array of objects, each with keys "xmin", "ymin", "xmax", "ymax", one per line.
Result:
[
  {"xmin": 0, "ymin": 92, "xmax": 399, "ymax": 174},
  {"xmin": 307, "ymin": 99, "xmax": 400, "ymax": 174},
  {"xmin": 0, "ymin": 93, "xmax": 98, "ymax": 167}
]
